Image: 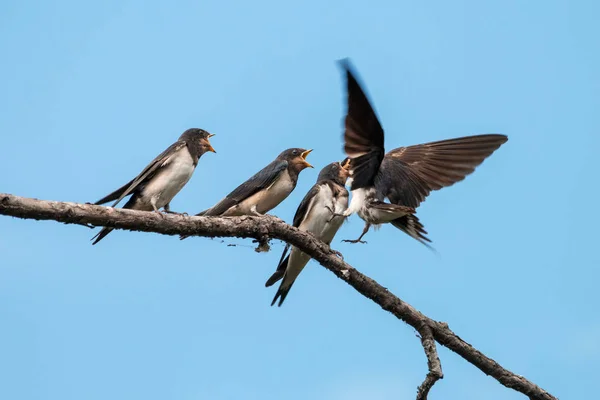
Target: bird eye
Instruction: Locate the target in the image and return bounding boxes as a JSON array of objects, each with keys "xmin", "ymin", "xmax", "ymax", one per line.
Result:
[{"xmin": 292, "ymin": 150, "xmax": 298, "ymax": 155}]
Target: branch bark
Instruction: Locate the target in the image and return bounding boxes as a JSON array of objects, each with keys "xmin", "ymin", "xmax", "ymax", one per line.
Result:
[
  {"xmin": 416, "ymin": 325, "xmax": 443, "ymax": 400},
  {"xmin": 0, "ymin": 193, "xmax": 556, "ymax": 400}
]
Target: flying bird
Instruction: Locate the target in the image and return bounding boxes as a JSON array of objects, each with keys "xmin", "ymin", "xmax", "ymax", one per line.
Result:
[
  {"xmin": 180, "ymin": 148, "xmax": 313, "ymax": 240},
  {"xmin": 91, "ymin": 128, "xmax": 216, "ymax": 245},
  {"xmin": 265, "ymin": 160, "xmax": 350, "ymax": 306},
  {"xmin": 338, "ymin": 59, "xmax": 508, "ymax": 245}
]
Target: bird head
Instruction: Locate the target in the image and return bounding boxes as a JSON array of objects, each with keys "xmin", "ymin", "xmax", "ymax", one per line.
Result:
[
  {"xmin": 278, "ymin": 148, "xmax": 313, "ymax": 172},
  {"xmin": 180, "ymin": 128, "xmax": 216, "ymax": 154},
  {"xmin": 317, "ymin": 159, "xmax": 350, "ymax": 185}
]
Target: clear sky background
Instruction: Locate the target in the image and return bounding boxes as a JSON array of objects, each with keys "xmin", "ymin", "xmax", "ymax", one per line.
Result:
[{"xmin": 1, "ymin": 1, "xmax": 598, "ymax": 399}]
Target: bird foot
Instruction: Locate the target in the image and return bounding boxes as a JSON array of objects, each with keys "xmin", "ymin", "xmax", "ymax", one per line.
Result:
[
  {"xmin": 342, "ymin": 239, "xmax": 368, "ymax": 244},
  {"xmin": 331, "ymin": 249, "xmax": 344, "ymax": 260},
  {"xmin": 164, "ymin": 210, "xmax": 188, "ymax": 216}
]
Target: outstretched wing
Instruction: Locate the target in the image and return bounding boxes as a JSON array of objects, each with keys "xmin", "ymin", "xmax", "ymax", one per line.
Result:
[
  {"xmin": 339, "ymin": 59, "xmax": 385, "ymax": 190},
  {"xmin": 200, "ymin": 160, "xmax": 288, "ymax": 216},
  {"xmin": 95, "ymin": 141, "xmax": 187, "ymax": 207},
  {"xmin": 376, "ymin": 134, "xmax": 508, "ymax": 208}
]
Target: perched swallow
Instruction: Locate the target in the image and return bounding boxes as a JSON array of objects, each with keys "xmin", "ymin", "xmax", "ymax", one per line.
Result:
[
  {"xmin": 338, "ymin": 59, "xmax": 508, "ymax": 245},
  {"xmin": 91, "ymin": 128, "xmax": 216, "ymax": 245},
  {"xmin": 265, "ymin": 160, "xmax": 350, "ymax": 306},
  {"xmin": 197, "ymin": 148, "xmax": 313, "ymax": 217},
  {"xmin": 179, "ymin": 148, "xmax": 313, "ymax": 240}
]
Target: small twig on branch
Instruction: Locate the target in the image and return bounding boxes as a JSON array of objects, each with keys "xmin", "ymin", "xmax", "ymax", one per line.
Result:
[
  {"xmin": 416, "ymin": 325, "xmax": 443, "ymax": 400},
  {"xmin": 0, "ymin": 193, "xmax": 557, "ymax": 400}
]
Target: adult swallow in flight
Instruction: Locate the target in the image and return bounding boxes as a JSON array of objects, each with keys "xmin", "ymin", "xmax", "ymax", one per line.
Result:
[
  {"xmin": 91, "ymin": 128, "xmax": 216, "ymax": 245},
  {"xmin": 265, "ymin": 160, "xmax": 350, "ymax": 306},
  {"xmin": 179, "ymin": 148, "xmax": 313, "ymax": 240},
  {"xmin": 338, "ymin": 59, "xmax": 508, "ymax": 245}
]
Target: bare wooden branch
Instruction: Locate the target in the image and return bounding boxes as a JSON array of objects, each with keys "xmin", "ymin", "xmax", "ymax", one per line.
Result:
[
  {"xmin": 0, "ymin": 193, "xmax": 557, "ymax": 400},
  {"xmin": 416, "ymin": 325, "xmax": 443, "ymax": 400}
]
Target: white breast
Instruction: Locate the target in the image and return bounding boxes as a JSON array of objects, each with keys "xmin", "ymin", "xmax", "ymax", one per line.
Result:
[
  {"xmin": 344, "ymin": 187, "xmax": 374, "ymax": 217},
  {"xmin": 281, "ymin": 185, "xmax": 348, "ymax": 290},
  {"xmin": 299, "ymin": 185, "xmax": 348, "ymax": 243},
  {"xmin": 140, "ymin": 147, "xmax": 195, "ymax": 209}
]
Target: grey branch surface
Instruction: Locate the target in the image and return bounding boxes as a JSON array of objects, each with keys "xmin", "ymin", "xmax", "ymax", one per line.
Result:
[{"xmin": 0, "ymin": 193, "xmax": 556, "ymax": 400}]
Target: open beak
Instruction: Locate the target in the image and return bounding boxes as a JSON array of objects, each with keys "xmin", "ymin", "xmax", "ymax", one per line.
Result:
[
  {"xmin": 300, "ymin": 149, "xmax": 313, "ymax": 168},
  {"xmin": 340, "ymin": 158, "xmax": 351, "ymax": 179},
  {"xmin": 208, "ymin": 133, "xmax": 216, "ymax": 138},
  {"xmin": 204, "ymin": 139, "xmax": 216, "ymax": 153},
  {"xmin": 341, "ymin": 158, "xmax": 351, "ymax": 171}
]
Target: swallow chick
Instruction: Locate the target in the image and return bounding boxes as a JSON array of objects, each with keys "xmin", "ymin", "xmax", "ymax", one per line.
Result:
[
  {"xmin": 179, "ymin": 148, "xmax": 313, "ymax": 240},
  {"xmin": 265, "ymin": 160, "xmax": 350, "ymax": 306},
  {"xmin": 338, "ymin": 59, "xmax": 508, "ymax": 245},
  {"xmin": 91, "ymin": 128, "xmax": 216, "ymax": 245}
]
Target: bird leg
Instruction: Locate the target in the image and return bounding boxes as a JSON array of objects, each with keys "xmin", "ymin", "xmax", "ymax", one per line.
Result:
[
  {"xmin": 162, "ymin": 203, "xmax": 188, "ymax": 216},
  {"xmin": 151, "ymin": 200, "xmax": 167, "ymax": 218},
  {"xmin": 331, "ymin": 249, "xmax": 344, "ymax": 260},
  {"xmin": 250, "ymin": 205, "xmax": 264, "ymax": 217},
  {"xmin": 343, "ymin": 223, "xmax": 370, "ymax": 244}
]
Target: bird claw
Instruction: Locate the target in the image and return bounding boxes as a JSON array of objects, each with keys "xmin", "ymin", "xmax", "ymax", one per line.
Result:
[
  {"xmin": 331, "ymin": 249, "xmax": 344, "ymax": 260},
  {"xmin": 154, "ymin": 209, "xmax": 167, "ymax": 218},
  {"xmin": 342, "ymin": 239, "xmax": 368, "ymax": 244},
  {"xmin": 164, "ymin": 210, "xmax": 188, "ymax": 216},
  {"xmin": 326, "ymin": 210, "xmax": 346, "ymax": 223}
]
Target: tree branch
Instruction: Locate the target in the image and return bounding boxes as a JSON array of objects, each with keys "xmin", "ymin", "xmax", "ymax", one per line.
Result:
[
  {"xmin": 0, "ymin": 193, "xmax": 556, "ymax": 400},
  {"xmin": 416, "ymin": 324, "xmax": 443, "ymax": 400}
]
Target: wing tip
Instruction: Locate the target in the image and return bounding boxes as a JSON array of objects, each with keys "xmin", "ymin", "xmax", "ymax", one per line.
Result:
[
  {"xmin": 265, "ymin": 270, "xmax": 284, "ymax": 287},
  {"xmin": 270, "ymin": 285, "xmax": 292, "ymax": 307},
  {"xmin": 336, "ymin": 57, "xmax": 352, "ymax": 71}
]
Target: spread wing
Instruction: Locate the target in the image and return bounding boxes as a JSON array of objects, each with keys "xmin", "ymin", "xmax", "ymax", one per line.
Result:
[
  {"xmin": 375, "ymin": 134, "xmax": 508, "ymax": 208},
  {"xmin": 339, "ymin": 59, "xmax": 385, "ymax": 190},
  {"xmin": 264, "ymin": 183, "xmax": 320, "ymax": 287},
  {"xmin": 200, "ymin": 160, "xmax": 288, "ymax": 216},
  {"xmin": 95, "ymin": 141, "xmax": 187, "ymax": 207}
]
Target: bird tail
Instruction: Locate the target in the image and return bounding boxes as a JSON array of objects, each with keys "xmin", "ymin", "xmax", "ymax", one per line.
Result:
[
  {"xmin": 270, "ymin": 279, "xmax": 295, "ymax": 307},
  {"xmin": 390, "ymin": 214, "xmax": 434, "ymax": 250},
  {"xmin": 94, "ymin": 178, "xmax": 135, "ymax": 205},
  {"xmin": 91, "ymin": 227, "xmax": 114, "ymax": 245},
  {"xmin": 265, "ymin": 254, "xmax": 289, "ymax": 287}
]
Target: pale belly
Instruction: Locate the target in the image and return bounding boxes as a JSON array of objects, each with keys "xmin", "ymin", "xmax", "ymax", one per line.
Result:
[
  {"xmin": 138, "ymin": 148, "xmax": 195, "ymax": 209},
  {"xmin": 299, "ymin": 187, "xmax": 347, "ymax": 243},
  {"xmin": 281, "ymin": 188, "xmax": 348, "ymax": 289}
]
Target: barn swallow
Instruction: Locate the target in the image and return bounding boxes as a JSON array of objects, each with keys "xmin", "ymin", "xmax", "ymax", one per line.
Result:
[
  {"xmin": 265, "ymin": 160, "xmax": 350, "ymax": 306},
  {"xmin": 196, "ymin": 148, "xmax": 312, "ymax": 217},
  {"xmin": 338, "ymin": 59, "xmax": 508, "ymax": 245},
  {"xmin": 91, "ymin": 128, "xmax": 216, "ymax": 245},
  {"xmin": 179, "ymin": 148, "xmax": 313, "ymax": 240}
]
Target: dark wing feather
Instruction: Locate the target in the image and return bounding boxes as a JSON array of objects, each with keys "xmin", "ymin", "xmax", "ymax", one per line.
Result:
[
  {"xmin": 201, "ymin": 160, "xmax": 288, "ymax": 216},
  {"xmin": 390, "ymin": 214, "xmax": 434, "ymax": 249},
  {"xmin": 339, "ymin": 59, "xmax": 385, "ymax": 189},
  {"xmin": 265, "ymin": 245, "xmax": 290, "ymax": 287},
  {"xmin": 95, "ymin": 141, "xmax": 187, "ymax": 207},
  {"xmin": 292, "ymin": 184, "xmax": 321, "ymax": 228},
  {"xmin": 376, "ymin": 134, "xmax": 508, "ymax": 208}
]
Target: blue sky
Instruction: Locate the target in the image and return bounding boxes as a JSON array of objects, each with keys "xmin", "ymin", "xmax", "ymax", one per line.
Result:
[{"xmin": 1, "ymin": 0, "xmax": 598, "ymax": 399}]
